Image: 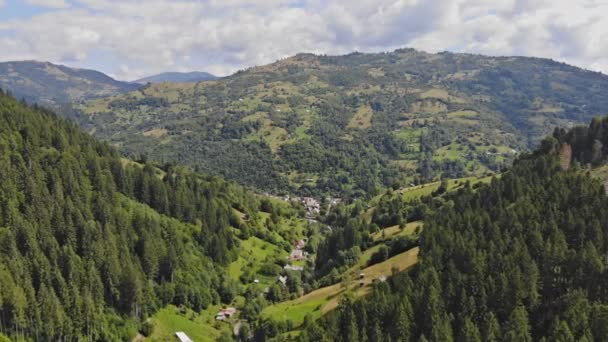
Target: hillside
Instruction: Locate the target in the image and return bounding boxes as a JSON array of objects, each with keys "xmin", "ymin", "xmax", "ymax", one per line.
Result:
[
  {"xmin": 0, "ymin": 89, "xmax": 285, "ymax": 340},
  {"xmin": 134, "ymin": 71, "xmax": 218, "ymax": 84},
  {"xmin": 75, "ymin": 49, "xmax": 608, "ymax": 196},
  {"xmin": 291, "ymin": 118, "xmax": 608, "ymax": 341},
  {"xmin": 0, "ymin": 61, "xmax": 138, "ymax": 107}
]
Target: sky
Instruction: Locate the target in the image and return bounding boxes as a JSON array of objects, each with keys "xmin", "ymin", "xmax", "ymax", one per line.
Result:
[{"xmin": 0, "ymin": 0, "xmax": 607, "ymax": 81}]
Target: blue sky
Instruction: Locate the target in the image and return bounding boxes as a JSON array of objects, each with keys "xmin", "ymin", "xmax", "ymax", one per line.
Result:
[{"xmin": 1, "ymin": 0, "xmax": 607, "ymax": 81}]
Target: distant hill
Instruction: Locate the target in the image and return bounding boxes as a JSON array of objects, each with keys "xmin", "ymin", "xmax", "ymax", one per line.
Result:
[
  {"xmin": 74, "ymin": 49, "xmax": 608, "ymax": 196},
  {"xmin": 0, "ymin": 60, "xmax": 139, "ymax": 107},
  {"xmin": 134, "ymin": 71, "xmax": 218, "ymax": 84}
]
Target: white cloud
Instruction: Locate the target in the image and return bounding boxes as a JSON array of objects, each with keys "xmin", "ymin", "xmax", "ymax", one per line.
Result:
[
  {"xmin": 25, "ymin": 0, "xmax": 70, "ymax": 8},
  {"xmin": 1, "ymin": 0, "xmax": 607, "ymax": 80}
]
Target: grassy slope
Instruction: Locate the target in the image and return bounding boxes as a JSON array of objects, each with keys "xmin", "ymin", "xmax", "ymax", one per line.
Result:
[
  {"xmin": 262, "ymin": 247, "xmax": 420, "ymax": 326},
  {"xmin": 146, "ymin": 305, "xmax": 231, "ymax": 341},
  {"xmin": 371, "ymin": 221, "xmax": 423, "ymax": 242},
  {"xmin": 228, "ymin": 236, "xmax": 288, "ymax": 286}
]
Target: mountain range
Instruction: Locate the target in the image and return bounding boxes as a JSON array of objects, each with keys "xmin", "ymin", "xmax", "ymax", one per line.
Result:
[
  {"xmin": 70, "ymin": 49, "xmax": 608, "ymax": 197},
  {"xmin": 0, "ymin": 60, "xmax": 139, "ymax": 106}
]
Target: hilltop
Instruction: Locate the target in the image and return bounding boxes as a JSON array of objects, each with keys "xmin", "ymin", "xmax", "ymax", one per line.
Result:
[
  {"xmin": 0, "ymin": 60, "xmax": 139, "ymax": 107},
  {"xmin": 74, "ymin": 48, "xmax": 608, "ymax": 197},
  {"xmin": 134, "ymin": 71, "xmax": 218, "ymax": 84}
]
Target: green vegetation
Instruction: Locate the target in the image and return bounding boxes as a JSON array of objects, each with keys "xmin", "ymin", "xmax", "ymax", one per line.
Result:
[
  {"xmin": 262, "ymin": 247, "xmax": 419, "ymax": 327},
  {"xmin": 293, "ymin": 118, "xmax": 608, "ymax": 341},
  {"xmin": 71, "ymin": 49, "xmax": 608, "ymax": 197},
  {"xmin": 146, "ymin": 305, "xmax": 228, "ymax": 341},
  {"xmin": 0, "ymin": 90, "xmax": 287, "ymax": 340}
]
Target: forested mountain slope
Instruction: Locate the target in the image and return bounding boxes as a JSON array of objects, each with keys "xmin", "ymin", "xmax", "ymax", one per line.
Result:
[
  {"xmin": 0, "ymin": 61, "xmax": 138, "ymax": 107},
  {"xmin": 0, "ymin": 90, "xmax": 262, "ymax": 340},
  {"xmin": 295, "ymin": 118, "xmax": 608, "ymax": 341},
  {"xmin": 76, "ymin": 49, "xmax": 608, "ymax": 196}
]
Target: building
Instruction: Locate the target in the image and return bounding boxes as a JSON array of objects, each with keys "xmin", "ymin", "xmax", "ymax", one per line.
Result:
[
  {"xmin": 175, "ymin": 332, "xmax": 194, "ymax": 342},
  {"xmin": 278, "ymin": 275, "xmax": 287, "ymax": 285},
  {"xmin": 302, "ymin": 197, "xmax": 321, "ymax": 216},
  {"xmin": 290, "ymin": 249, "xmax": 304, "ymax": 261},
  {"xmin": 215, "ymin": 307, "xmax": 237, "ymax": 321}
]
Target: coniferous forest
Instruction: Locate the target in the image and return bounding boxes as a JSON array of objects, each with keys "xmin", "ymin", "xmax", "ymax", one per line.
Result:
[
  {"xmin": 297, "ymin": 141, "xmax": 608, "ymax": 341},
  {"xmin": 0, "ymin": 90, "xmax": 261, "ymax": 340}
]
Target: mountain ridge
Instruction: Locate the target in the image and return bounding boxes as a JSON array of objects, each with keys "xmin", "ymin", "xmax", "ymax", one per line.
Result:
[
  {"xmin": 74, "ymin": 48, "xmax": 608, "ymax": 197},
  {"xmin": 134, "ymin": 71, "xmax": 218, "ymax": 84},
  {"xmin": 0, "ymin": 60, "xmax": 139, "ymax": 106}
]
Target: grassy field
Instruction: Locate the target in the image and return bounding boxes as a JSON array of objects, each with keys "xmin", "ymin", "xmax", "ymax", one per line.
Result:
[
  {"xmin": 228, "ymin": 236, "xmax": 287, "ymax": 284},
  {"xmin": 371, "ymin": 221, "xmax": 423, "ymax": 242},
  {"xmin": 261, "ymin": 247, "xmax": 420, "ymax": 327},
  {"xmin": 347, "ymin": 105, "xmax": 373, "ymax": 129},
  {"xmin": 399, "ymin": 175, "xmax": 493, "ymax": 201},
  {"xmin": 145, "ymin": 305, "xmax": 231, "ymax": 342}
]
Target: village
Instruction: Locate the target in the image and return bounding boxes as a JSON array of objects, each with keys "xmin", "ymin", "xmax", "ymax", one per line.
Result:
[{"xmin": 172, "ymin": 195, "xmax": 338, "ymax": 341}]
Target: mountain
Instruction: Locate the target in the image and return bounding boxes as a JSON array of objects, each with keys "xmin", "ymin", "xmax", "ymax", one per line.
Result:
[
  {"xmin": 0, "ymin": 89, "xmax": 276, "ymax": 340},
  {"xmin": 72, "ymin": 49, "xmax": 608, "ymax": 198},
  {"xmin": 0, "ymin": 60, "xmax": 139, "ymax": 107},
  {"xmin": 134, "ymin": 71, "xmax": 218, "ymax": 84}
]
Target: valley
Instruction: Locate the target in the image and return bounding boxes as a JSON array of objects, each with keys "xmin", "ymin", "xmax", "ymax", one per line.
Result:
[{"xmin": 1, "ymin": 47, "xmax": 608, "ymax": 342}]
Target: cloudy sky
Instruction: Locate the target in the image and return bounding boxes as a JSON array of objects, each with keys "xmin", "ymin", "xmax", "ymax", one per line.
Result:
[{"xmin": 0, "ymin": 0, "xmax": 607, "ymax": 80}]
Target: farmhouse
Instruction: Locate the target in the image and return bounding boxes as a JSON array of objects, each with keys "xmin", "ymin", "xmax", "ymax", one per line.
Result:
[{"xmin": 215, "ymin": 307, "xmax": 237, "ymax": 321}]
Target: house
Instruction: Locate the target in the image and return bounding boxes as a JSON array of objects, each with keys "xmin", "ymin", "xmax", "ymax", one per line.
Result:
[
  {"xmin": 254, "ymin": 279, "xmax": 260, "ymax": 283},
  {"xmin": 290, "ymin": 249, "xmax": 304, "ymax": 261},
  {"xmin": 303, "ymin": 197, "xmax": 319, "ymax": 207},
  {"xmin": 302, "ymin": 197, "xmax": 321, "ymax": 215},
  {"xmin": 215, "ymin": 307, "xmax": 237, "ymax": 320},
  {"xmin": 359, "ymin": 273, "xmax": 365, "ymax": 279},
  {"xmin": 294, "ymin": 239, "xmax": 306, "ymax": 250},
  {"xmin": 278, "ymin": 275, "xmax": 288, "ymax": 285},
  {"xmin": 175, "ymin": 332, "xmax": 194, "ymax": 342}
]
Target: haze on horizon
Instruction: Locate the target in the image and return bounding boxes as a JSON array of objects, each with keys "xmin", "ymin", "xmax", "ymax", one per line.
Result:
[{"xmin": 0, "ymin": 0, "xmax": 606, "ymax": 81}]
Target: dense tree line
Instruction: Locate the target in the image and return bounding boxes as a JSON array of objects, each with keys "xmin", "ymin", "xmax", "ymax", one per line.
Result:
[
  {"xmin": 298, "ymin": 125, "xmax": 608, "ymax": 340},
  {"xmin": 0, "ymin": 91, "xmax": 257, "ymax": 340},
  {"xmin": 549, "ymin": 116, "xmax": 608, "ymax": 167}
]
